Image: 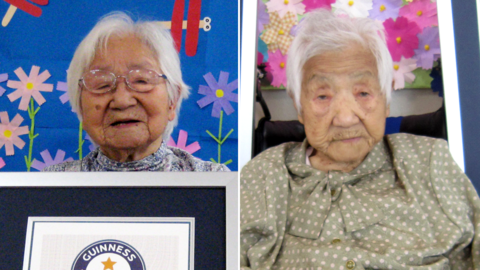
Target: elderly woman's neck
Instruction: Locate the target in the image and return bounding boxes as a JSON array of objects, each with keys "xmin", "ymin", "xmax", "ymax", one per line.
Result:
[
  {"xmin": 99, "ymin": 140, "xmax": 162, "ymax": 162},
  {"xmin": 309, "ymin": 152, "xmax": 365, "ymax": 173}
]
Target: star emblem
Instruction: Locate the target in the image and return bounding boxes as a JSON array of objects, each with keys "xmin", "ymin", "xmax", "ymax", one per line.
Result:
[{"xmin": 102, "ymin": 257, "xmax": 116, "ymax": 270}]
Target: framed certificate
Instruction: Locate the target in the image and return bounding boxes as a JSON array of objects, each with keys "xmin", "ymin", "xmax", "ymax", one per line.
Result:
[
  {"xmin": 0, "ymin": 172, "xmax": 238, "ymax": 270},
  {"xmin": 24, "ymin": 217, "xmax": 195, "ymax": 270}
]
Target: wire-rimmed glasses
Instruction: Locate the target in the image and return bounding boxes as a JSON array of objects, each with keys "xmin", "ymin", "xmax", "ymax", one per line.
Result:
[{"xmin": 79, "ymin": 69, "xmax": 168, "ymax": 94}]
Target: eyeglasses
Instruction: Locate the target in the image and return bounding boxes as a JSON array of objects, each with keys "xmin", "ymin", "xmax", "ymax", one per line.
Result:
[{"xmin": 79, "ymin": 69, "xmax": 168, "ymax": 94}]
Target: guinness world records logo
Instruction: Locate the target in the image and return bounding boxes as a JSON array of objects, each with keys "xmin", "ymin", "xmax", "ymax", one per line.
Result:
[{"xmin": 72, "ymin": 239, "xmax": 146, "ymax": 270}]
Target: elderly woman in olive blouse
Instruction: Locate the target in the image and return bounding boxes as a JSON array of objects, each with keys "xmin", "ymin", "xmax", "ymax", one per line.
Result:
[{"xmin": 240, "ymin": 9, "xmax": 480, "ymax": 270}]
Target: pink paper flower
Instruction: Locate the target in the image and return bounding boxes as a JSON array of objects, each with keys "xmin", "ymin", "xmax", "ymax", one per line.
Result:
[
  {"xmin": 332, "ymin": 0, "xmax": 373, "ymax": 18},
  {"xmin": 399, "ymin": 0, "xmax": 437, "ymax": 30},
  {"xmin": 414, "ymin": 26, "xmax": 440, "ymax": 69},
  {"xmin": 0, "ymin": 157, "xmax": 5, "ymax": 169},
  {"xmin": 368, "ymin": 0, "xmax": 402, "ymax": 21},
  {"xmin": 168, "ymin": 130, "xmax": 201, "ymax": 154},
  {"xmin": 0, "ymin": 111, "xmax": 29, "ymax": 156},
  {"xmin": 267, "ymin": 50, "xmax": 288, "ymax": 87},
  {"xmin": 303, "ymin": 0, "xmax": 335, "ymax": 12},
  {"xmin": 31, "ymin": 149, "xmax": 74, "ymax": 171},
  {"xmin": 393, "ymin": 57, "xmax": 417, "ymax": 90},
  {"xmin": 260, "ymin": 11, "xmax": 297, "ymax": 55},
  {"xmin": 383, "ymin": 16, "xmax": 420, "ymax": 61},
  {"xmin": 7, "ymin": 65, "xmax": 53, "ymax": 111},
  {"xmin": 266, "ymin": 0, "xmax": 305, "ymax": 18}
]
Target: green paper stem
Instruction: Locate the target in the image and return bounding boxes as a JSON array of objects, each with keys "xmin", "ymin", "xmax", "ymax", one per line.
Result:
[
  {"xmin": 205, "ymin": 111, "xmax": 234, "ymax": 165},
  {"xmin": 75, "ymin": 122, "xmax": 85, "ymax": 159},
  {"xmin": 24, "ymin": 98, "xmax": 39, "ymax": 171}
]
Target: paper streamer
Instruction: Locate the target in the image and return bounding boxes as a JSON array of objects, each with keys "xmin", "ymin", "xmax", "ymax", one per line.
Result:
[
  {"xmin": 31, "ymin": 149, "xmax": 74, "ymax": 171},
  {"xmin": 3, "ymin": 0, "xmax": 48, "ymax": 17},
  {"xmin": 168, "ymin": 130, "xmax": 201, "ymax": 154},
  {"xmin": 185, "ymin": 0, "xmax": 201, "ymax": 56},
  {"xmin": 197, "ymin": 71, "xmax": 238, "ymax": 118},
  {"xmin": 171, "ymin": 0, "xmax": 185, "ymax": 52}
]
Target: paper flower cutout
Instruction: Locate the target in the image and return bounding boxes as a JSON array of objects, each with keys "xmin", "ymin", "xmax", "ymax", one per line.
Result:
[
  {"xmin": 31, "ymin": 149, "xmax": 74, "ymax": 171},
  {"xmin": 393, "ymin": 57, "xmax": 417, "ymax": 90},
  {"xmin": 368, "ymin": 0, "xmax": 402, "ymax": 21},
  {"xmin": 0, "ymin": 157, "xmax": 5, "ymax": 169},
  {"xmin": 267, "ymin": 50, "xmax": 288, "ymax": 88},
  {"xmin": 398, "ymin": 0, "xmax": 437, "ymax": 30},
  {"xmin": 0, "ymin": 73, "xmax": 7, "ymax": 96},
  {"xmin": 56, "ymin": 81, "xmax": 69, "ymax": 103},
  {"xmin": 0, "ymin": 112, "xmax": 29, "ymax": 156},
  {"xmin": 7, "ymin": 65, "xmax": 53, "ymax": 111},
  {"xmin": 56, "ymin": 71, "xmax": 70, "ymax": 104},
  {"xmin": 260, "ymin": 11, "xmax": 297, "ymax": 55},
  {"xmin": 258, "ymin": 0, "xmax": 270, "ymax": 34},
  {"xmin": 168, "ymin": 130, "xmax": 201, "ymax": 154},
  {"xmin": 197, "ymin": 71, "xmax": 238, "ymax": 118},
  {"xmin": 332, "ymin": 0, "xmax": 373, "ymax": 18},
  {"xmin": 383, "ymin": 16, "xmax": 420, "ymax": 61},
  {"xmin": 303, "ymin": 0, "xmax": 335, "ymax": 12},
  {"xmin": 414, "ymin": 27, "xmax": 440, "ymax": 69},
  {"xmin": 265, "ymin": 0, "xmax": 305, "ymax": 18}
]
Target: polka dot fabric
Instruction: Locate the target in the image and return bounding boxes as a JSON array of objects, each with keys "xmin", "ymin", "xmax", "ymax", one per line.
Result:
[{"xmin": 240, "ymin": 134, "xmax": 480, "ymax": 270}]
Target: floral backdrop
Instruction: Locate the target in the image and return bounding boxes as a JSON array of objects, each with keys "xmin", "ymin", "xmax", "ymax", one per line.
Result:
[
  {"xmin": 257, "ymin": 0, "xmax": 443, "ymax": 96},
  {"xmin": 0, "ymin": 0, "xmax": 238, "ymax": 171}
]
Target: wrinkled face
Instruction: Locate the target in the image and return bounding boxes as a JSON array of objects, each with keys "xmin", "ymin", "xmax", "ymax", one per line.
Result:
[
  {"xmin": 298, "ymin": 45, "xmax": 390, "ymax": 165},
  {"xmin": 80, "ymin": 34, "xmax": 175, "ymax": 157}
]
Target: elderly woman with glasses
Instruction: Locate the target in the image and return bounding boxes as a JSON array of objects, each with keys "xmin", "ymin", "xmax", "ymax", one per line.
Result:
[
  {"xmin": 44, "ymin": 12, "xmax": 228, "ymax": 172},
  {"xmin": 241, "ymin": 9, "xmax": 480, "ymax": 269}
]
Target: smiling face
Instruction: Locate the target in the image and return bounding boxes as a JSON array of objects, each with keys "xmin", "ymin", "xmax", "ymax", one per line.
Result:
[
  {"xmin": 80, "ymin": 34, "xmax": 175, "ymax": 162},
  {"xmin": 298, "ymin": 44, "xmax": 390, "ymax": 172}
]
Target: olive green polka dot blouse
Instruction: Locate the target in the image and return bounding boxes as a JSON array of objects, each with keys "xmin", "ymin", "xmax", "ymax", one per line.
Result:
[{"xmin": 241, "ymin": 133, "xmax": 480, "ymax": 270}]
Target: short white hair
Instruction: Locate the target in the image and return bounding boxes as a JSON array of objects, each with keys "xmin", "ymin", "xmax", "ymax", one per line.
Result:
[
  {"xmin": 286, "ymin": 9, "xmax": 393, "ymax": 114},
  {"xmin": 68, "ymin": 11, "xmax": 190, "ymax": 140}
]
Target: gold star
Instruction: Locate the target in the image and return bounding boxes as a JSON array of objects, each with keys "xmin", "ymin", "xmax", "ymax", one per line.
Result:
[{"xmin": 102, "ymin": 257, "xmax": 116, "ymax": 270}]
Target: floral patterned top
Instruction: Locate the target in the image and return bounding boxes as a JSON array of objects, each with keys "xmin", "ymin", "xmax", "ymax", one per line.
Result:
[
  {"xmin": 43, "ymin": 141, "xmax": 229, "ymax": 172},
  {"xmin": 241, "ymin": 133, "xmax": 480, "ymax": 270}
]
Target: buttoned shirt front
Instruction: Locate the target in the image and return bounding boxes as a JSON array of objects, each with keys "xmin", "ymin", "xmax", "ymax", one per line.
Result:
[{"xmin": 241, "ymin": 134, "xmax": 480, "ymax": 269}]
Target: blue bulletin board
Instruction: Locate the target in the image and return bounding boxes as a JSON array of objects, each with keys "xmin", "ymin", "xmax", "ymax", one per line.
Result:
[{"xmin": 0, "ymin": 0, "xmax": 238, "ymax": 171}]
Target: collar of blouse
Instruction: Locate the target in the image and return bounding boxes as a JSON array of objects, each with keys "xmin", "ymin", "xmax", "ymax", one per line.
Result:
[{"xmin": 285, "ymin": 139, "xmax": 394, "ymax": 239}]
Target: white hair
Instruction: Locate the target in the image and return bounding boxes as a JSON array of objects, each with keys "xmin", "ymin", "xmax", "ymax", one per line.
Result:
[
  {"xmin": 68, "ymin": 11, "xmax": 190, "ymax": 140},
  {"xmin": 286, "ymin": 9, "xmax": 393, "ymax": 114}
]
